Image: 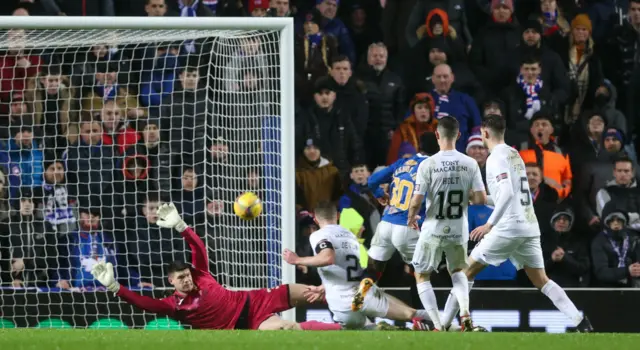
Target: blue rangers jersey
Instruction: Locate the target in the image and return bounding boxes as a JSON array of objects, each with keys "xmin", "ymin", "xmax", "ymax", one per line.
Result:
[{"xmin": 367, "ymin": 154, "xmax": 429, "ymax": 226}]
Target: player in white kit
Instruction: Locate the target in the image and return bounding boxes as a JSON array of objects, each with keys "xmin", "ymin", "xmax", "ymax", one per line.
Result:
[
  {"xmin": 438, "ymin": 114, "xmax": 593, "ymax": 332},
  {"xmin": 283, "ymin": 201, "xmax": 431, "ymax": 330},
  {"xmin": 406, "ymin": 116, "xmax": 487, "ymax": 332}
]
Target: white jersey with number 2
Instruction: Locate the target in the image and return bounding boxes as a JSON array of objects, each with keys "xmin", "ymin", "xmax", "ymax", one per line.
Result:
[
  {"xmin": 414, "ymin": 149, "xmax": 485, "ymax": 244},
  {"xmin": 309, "ymin": 224, "xmax": 362, "ymax": 312},
  {"xmin": 485, "ymin": 143, "xmax": 539, "ymax": 237}
]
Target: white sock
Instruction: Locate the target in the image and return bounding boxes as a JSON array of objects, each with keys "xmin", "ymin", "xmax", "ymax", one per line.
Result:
[
  {"xmin": 414, "ymin": 309, "xmax": 432, "ymax": 321},
  {"xmin": 417, "ymin": 281, "xmax": 442, "ymax": 329},
  {"xmin": 450, "ymin": 271, "xmax": 470, "ymax": 318},
  {"xmin": 541, "ymin": 280, "xmax": 583, "ymax": 326},
  {"xmin": 442, "ymin": 280, "xmax": 474, "ymax": 328}
]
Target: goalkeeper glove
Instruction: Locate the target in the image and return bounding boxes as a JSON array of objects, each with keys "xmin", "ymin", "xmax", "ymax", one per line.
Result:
[
  {"xmin": 91, "ymin": 262, "xmax": 120, "ymax": 293},
  {"xmin": 156, "ymin": 202, "xmax": 188, "ymax": 232}
]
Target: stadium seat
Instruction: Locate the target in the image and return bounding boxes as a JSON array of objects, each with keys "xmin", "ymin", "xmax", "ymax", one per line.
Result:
[
  {"xmin": 88, "ymin": 318, "xmax": 129, "ymax": 329},
  {"xmin": 144, "ymin": 317, "xmax": 184, "ymax": 330},
  {"xmin": 35, "ymin": 319, "xmax": 73, "ymax": 328},
  {"xmin": 0, "ymin": 319, "xmax": 16, "ymax": 328}
]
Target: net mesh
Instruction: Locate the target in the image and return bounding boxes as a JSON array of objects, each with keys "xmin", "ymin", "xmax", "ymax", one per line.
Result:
[{"xmin": 0, "ymin": 27, "xmax": 285, "ymax": 328}]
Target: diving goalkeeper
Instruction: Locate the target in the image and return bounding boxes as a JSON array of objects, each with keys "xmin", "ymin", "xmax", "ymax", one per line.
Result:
[{"xmin": 91, "ymin": 203, "xmax": 340, "ymax": 331}]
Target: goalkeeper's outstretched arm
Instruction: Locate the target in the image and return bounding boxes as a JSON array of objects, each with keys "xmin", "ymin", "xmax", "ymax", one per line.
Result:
[
  {"xmin": 156, "ymin": 203, "xmax": 208, "ymax": 271},
  {"xmin": 91, "ymin": 262, "xmax": 176, "ymax": 317}
]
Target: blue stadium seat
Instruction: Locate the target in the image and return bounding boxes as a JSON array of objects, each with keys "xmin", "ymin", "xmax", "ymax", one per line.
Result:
[
  {"xmin": 0, "ymin": 319, "xmax": 16, "ymax": 328},
  {"xmin": 35, "ymin": 319, "xmax": 73, "ymax": 328},
  {"xmin": 144, "ymin": 317, "xmax": 184, "ymax": 330},
  {"xmin": 88, "ymin": 318, "xmax": 129, "ymax": 329}
]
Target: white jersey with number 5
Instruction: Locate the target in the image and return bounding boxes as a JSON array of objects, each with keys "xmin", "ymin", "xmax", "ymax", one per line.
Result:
[
  {"xmin": 485, "ymin": 143, "xmax": 539, "ymax": 237},
  {"xmin": 414, "ymin": 150, "xmax": 485, "ymax": 244},
  {"xmin": 309, "ymin": 224, "xmax": 362, "ymax": 312}
]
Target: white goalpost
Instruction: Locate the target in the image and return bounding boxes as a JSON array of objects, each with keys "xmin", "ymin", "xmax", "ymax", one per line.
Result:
[{"xmin": 0, "ymin": 16, "xmax": 296, "ymax": 327}]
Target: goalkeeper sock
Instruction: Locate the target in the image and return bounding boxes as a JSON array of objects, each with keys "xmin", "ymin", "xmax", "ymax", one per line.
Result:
[
  {"xmin": 416, "ymin": 281, "xmax": 442, "ymax": 330},
  {"xmin": 450, "ymin": 271, "xmax": 470, "ymax": 318},
  {"xmin": 541, "ymin": 280, "xmax": 583, "ymax": 326},
  {"xmin": 442, "ymin": 280, "xmax": 473, "ymax": 328},
  {"xmin": 299, "ymin": 321, "xmax": 342, "ymax": 331}
]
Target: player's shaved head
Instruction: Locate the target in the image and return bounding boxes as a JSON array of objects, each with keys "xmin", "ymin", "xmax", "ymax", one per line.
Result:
[
  {"xmin": 314, "ymin": 201, "xmax": 338, "ymax": 222},
  {"xmin": 436, "ymin": 116, "xmax": 460, "ymax": 140},
  {"xmin": 481, "ymin": 114, "xmax": 506, "ymax": 137}
]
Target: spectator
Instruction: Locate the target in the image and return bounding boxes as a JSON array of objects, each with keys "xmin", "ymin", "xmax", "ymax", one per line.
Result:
[
  {"xmin": 0, "ymin": 167, "xmax": 9, "ymax": 222},
  {"xmin": 55, "ymin": 0, "xmax": 115, "ymax": 16},
  {"xmin": 295, "ymin": 211, "xmax": 321, "ymax": 285},
  {"xmin": 37, "ymin": 65, "xmax": 76, "ymax": 157},
  {"xmin": 430, "ymin": 63, "xmax": 481, "ymax": 152},
  {"xmin": 63, "ymin": 117, "xmax": 115, "ymax": 202},
  {"xmin": 268, "ymin": 0, "xmax": 291, "ymax": 17},
  {"xmin": 0, "ymin": 92, "xmax": 39, "ymax": 141},
  {"xmin": 295, "ymin": 137, "xmax": 342, "ymax": 210},
  {"xmin": 386, "ymin": 92, "xmax": 437, "ymax": 165},
  {"xmin": 347, "ymin": 2, "xmax": 383, "ymax": 63},
  {"xmin": 224, "ymin": 37, "xmax": 269, "ymax": 92},
  {"xmin": 466, "ymin": 134, "xmax": 488, "ymax": 187},
  {"xmin": 115, "ymin": 151, "xmax": 151, "ymax": 217},
  {"xmin": 537, "ymin": 0, "xmax": 571, "ymax": 54},
  {"xmin": 173, "ymin": 167, "xmax": 207, "ymax": 227},
  {"xmin": 526, "ymin": 162, "xmax": 559, "ymax": 229},
  {"xmin": 503, "ymin": 56, "xmax": 556, "ymax": 148},
  {"xmin": 469, "ymin": 0, "xmax": 520, "ymax": 95},
  {"xmin": 380, "ymin": 0, "xmax": 416, "ymax": 55},
  {"xmin": 139, "ymin": 47, "xmax": 180, "ymax": 109},
  {"xmin": 145, "ymin": 0, "xmax": 172, "ymax": 16},
  {"xmin": 507, "ymin": 19, "xmax": 569, "ymax": 110},
  {"xmin": 0, "ymin": 126, "xmax": 44, "ymax": 199},
  {"xmin": 603, "ymin": 0, "xmax": 640, "ymax": 110},
  {"xmin": 591, "ymin": 204, "xmax": 640, "ymax": 287},
  {"xmin": 542, "ymin": 207, "xmax": 590, "ymax": 287},
  {"xmin": 99, "ymin": 100, "xmax": 141, "ymax": 155},
  {"xmin": 414, "ymin": 8, "xmax": 466, "ymax": 62},
  {"xmin": 125, "ymin": 118, "xmax": 165, "ymax": 194},
  {"xmin": 40, "ymin": 156, "xmax": 77, "ymax": 235},
  {"xmin": 0, "ymin": 29, "xmax": 41, "ymax": 102},
  {"xmin": 559, "ymin": 14, "xmax": 604, "ymax": 124},
  {"xmin": 2, "ymin": 187, "xmax": 53, "ymax": 288},
  {"xmin": 519, "ymin": 113, "xmax": 572, "ymax": 199},
  {"xmin": 327, "ymin": 55, "xmax": 369, "ymax": 140},
  {"xmin": 315, "ymin": 0, "xmax": 356, "ymax": 63},
  {"xmin": 592, "ymin": 80, "xmax": 627, "ymax": 135},
  {"xmin": 568, "ymin": 111, "xmax": 606, "ymax": 174},
  {"xmin": 248, "ymin": 0, "xmax": 269, "ymax": 17},
  {"xmin": 405, "ymin": 0, "xmax": 472, "ymax": 48},
  {"xmin": 357, "ymin": 43, "xmax": 405, "ymax": 168},
  {"xmin": 73, "ymin": 45, "xmax": 131, "ymax": 92},
  {"xmin": 595, "ymin": 155, "xmax": 640, "ymax": 230},
  {"xmin": 294, "ymin": 8, "xmax": 339, "ymax": 102},
  {"xmin": 170, "ymin": 0, "xmax": 214, "ymax": 17},
  {"xmin": 127, "ymin": 194, "xmax": 189, "ymax": 287},
  {"xmin": 481, "ymin": 98, "xmax": 504, "ymax": 117},
  {"xmin": 338, "ymin": 163, "xmax": 381, "ymax": 247}
]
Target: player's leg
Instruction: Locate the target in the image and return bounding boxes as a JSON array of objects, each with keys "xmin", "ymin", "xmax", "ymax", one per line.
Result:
[
  {"xmin": 287, "ymin": 283, "xmax": 319, "ymax": 307},
  {"xmin": 443, "ymin": 244, "xmax": 476, "ymax": 330},
  {"xmin": 518, "ymin": 237, "xmax": 593, "ymax": 332},
  {"xmin": 411, "ymin": 239, "xmax": 444, "ymax": 330},
  {"xmin": 353, "ymin": 222, "xmax": 395, "ymax": 311}
]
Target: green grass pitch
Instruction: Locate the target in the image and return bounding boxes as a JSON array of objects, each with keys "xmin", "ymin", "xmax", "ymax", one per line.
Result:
[{"xmin": 1, "ymin": 330, "xmax": 639, "ymax": 350}]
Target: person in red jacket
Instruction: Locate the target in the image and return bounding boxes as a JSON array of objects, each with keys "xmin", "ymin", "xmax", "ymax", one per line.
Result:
[
  {"xmin": 0, "ymin": 29, "xmax": 40, "ymax": 102},
  {"xmin": 99, "ymin": 100, "xmax": 140, "ymax": 154},
  {"xmin": 91, "ymin": 203, "xmax": 341, "ymax": 331}
]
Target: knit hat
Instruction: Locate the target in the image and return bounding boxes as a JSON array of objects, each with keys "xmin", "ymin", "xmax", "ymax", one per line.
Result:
[
  {"xmin": 571, "ymin": 14, "xmax": 592, "ymax": 33},
  {"xmin": 410, "ymin": 92, "xmax": 435, "ymax": 114},
  {"xmin": 305, "ymin": 8, "xmax": 324, "ymax": 27},
  {"xmin": 314, "ymin": 76, "xmax": 335, "ymax": 93},
  {"xmin": 305, "ymin": 137, "xmax": 321, "ymax": 150},
  {"xmin": 550, "ymin": 207, "xmax": 574, "ymax": 230},
  {"xmin": 466, "ymin": 134, "xmax": 484, "ymax": 153},
  {"xmin": 491, "ymin": 0, "xmax": 513, "ymax": 12},
  {"xmin": 398, "ymin": 142, "xmax": 417, "ymax": 158},
  {"xmin": 604, "ymin": 128, "xmax": 624, "ymax": 144},
  {"xmin": 316, "ymin": 0, "xmax": 340, "ymax": 5},
  {"xmin": 249, "ymin": 0, "xmax": 270, "ymax": 13},
  {"xmin": 523, "ymin": 18, "xmax": 543, "ymax": 35},
  {"xmin": 43, "ymin": 151, "xmax": 63, "ymax": 171}
]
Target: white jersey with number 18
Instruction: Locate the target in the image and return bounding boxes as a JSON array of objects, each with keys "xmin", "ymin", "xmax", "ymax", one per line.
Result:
[
  {"xmin": 414, "ymin": 149, "xmax": 485, "ymax": 245},
  {"xmin": 485, "ymin": 143, "xmax": 539, "ymax": 237},
  {"xmin": 309, "ymin": 224, "xmax": 362, "ymax": 312}
]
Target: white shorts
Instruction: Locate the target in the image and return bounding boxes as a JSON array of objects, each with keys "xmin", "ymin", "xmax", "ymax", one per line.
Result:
[
  {"xmin": 368, "ymin": 221, "xmax": 419, "ymax": 263},
  {"xmin": 469, "ymin": 234, "xmax": 544, "ymax": 270},
  {"xmin": 331, "ymin": 284, "xmax": 389, "ymax": 329},
  {"xmin": 411, "ymin": 237, "xmax": 468, "ymax": 274}
]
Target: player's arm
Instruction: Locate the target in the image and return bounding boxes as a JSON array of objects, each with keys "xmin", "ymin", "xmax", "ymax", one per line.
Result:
[
  {"xmin": 470, "ymin": 163, "xmax": 487, "ymax": 205},
  {"xmin": 156, "ymin": 203, "xmax": 208, "ymax": 271},
  {"xmin": 284, "ymin": 239, "xmax": 336, "ymax": 267},
  {"xmin": 408, "ymin": 161, "xmax": 429, "ymax": 226},
  {"xmin": 91, "ymin": 262, "xmax": 176, "ymax": 316},
  {"xmin": 367, "ymin": 158, "xmax": 402, "ymax": 192},
  {"xmin": 485, "ymin": 159, "xmax": 514, "ymax": 227}
]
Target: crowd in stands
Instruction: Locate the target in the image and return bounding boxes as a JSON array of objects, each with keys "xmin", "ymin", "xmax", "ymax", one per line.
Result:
[{"xmin": 0, "ymin": 0, "xmax": 640, "ymax": 292}]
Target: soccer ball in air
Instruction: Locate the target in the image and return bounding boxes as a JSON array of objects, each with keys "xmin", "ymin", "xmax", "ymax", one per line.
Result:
[{"xmin": 233, "ymin": 192, "xmax": 262, "ymax": 220}]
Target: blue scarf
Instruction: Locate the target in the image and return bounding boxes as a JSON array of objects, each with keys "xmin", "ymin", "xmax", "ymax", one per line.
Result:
[
  {"xmin": 202, "ymin": 0, "xmax": 217, "ymax": 14},
  {"xmin": 517, "ymin": 74, "xmax": 543, "ymax": 112},
  {"xmin": 307, "ymin": 33, "xmax": 323, "ymax": 47},
  {"xmin": 43, "ymin": 184, "xmax": 76, "ymax": 228},
  {"xmin": 179, "ymin": 0, "xmax": 199, "ymax": 17},
  {"xmin": 95, "ymin": 83, "xmax": 118, "ymax": 101},
  {"xmin": 542, "ymin": 10, "xmax": 558, "ymax": 27}
]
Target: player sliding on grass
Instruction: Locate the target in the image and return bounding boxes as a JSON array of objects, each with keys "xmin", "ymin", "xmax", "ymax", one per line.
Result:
[
  {"xmin": 91, "ymin": 203, "xmax": 341, "ymax": 331},
  {"xmin": 283, "ymin": 201, "xmax": 432, "ymax": 330}
]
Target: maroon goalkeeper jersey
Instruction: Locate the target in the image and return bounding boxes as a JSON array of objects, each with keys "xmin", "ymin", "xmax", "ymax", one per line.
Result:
[{"xmin": 116, "ymin": 227, "xmax": 249, "ymax": 329}]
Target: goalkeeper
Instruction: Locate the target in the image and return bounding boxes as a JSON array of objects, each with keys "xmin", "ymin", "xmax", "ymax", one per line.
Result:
[{"xmin": 91, "ymin": 203, "xmax": 341, "ymax": 331}]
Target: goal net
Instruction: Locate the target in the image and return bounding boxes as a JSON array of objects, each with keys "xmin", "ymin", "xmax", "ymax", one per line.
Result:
[{"xmin": 0, "ymin": 16, "xmax": 295, "ymax": 328}]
